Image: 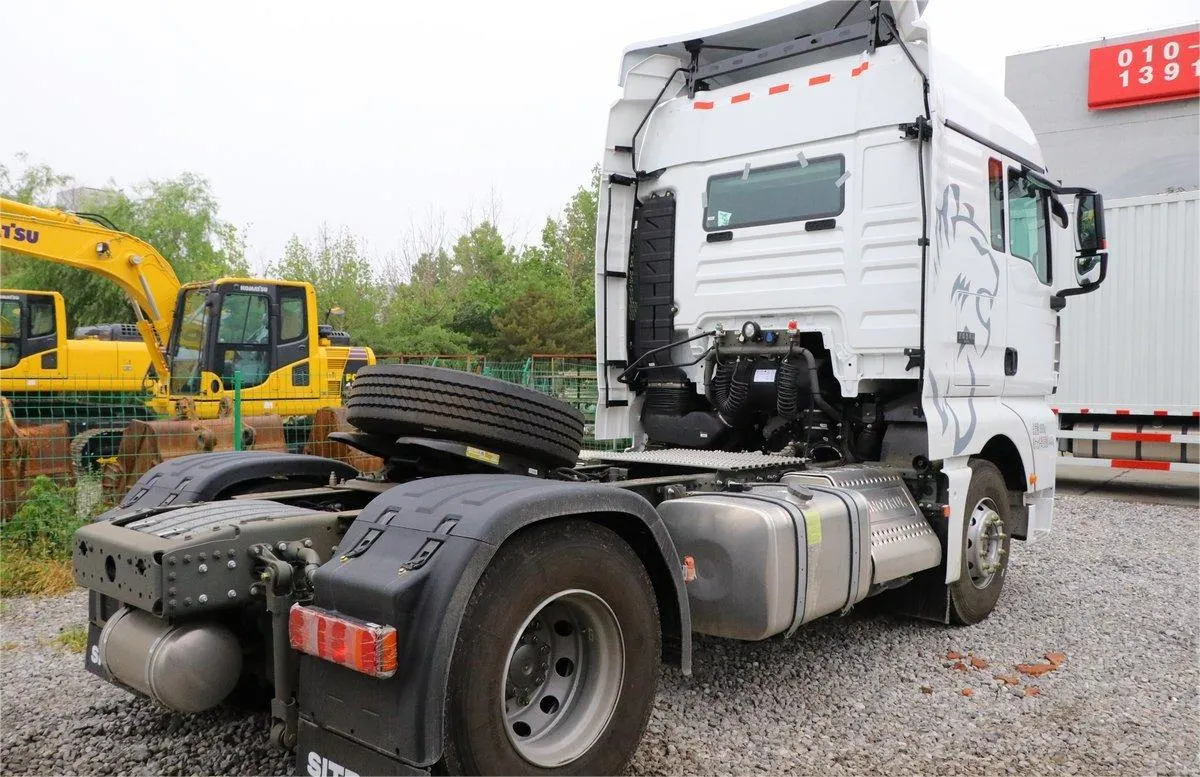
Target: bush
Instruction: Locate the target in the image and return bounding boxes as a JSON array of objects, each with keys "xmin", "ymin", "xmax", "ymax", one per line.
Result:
[{"xmin": 1, "ymin": 476, "xmax": 86, "ymax": 595}]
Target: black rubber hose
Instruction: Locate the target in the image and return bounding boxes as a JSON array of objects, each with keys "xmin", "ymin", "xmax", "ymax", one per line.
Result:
[
  {"xmin": 712, "ymin": 359, "xmax": 752, "ymax": 424},
  {"xmin": 721, "ymin": 362, "xmax": 752, "ymax": 423},
  {"xmin": 776, "ymin": 357, "xmax": 803, "ymax": 419},
  {"xmin": 787, "ymin": 346, "xmax": 843, "ymax": 422},
  {"xmin": 712, "ymin": 360, "xmax": 732, "ymax": 408}
]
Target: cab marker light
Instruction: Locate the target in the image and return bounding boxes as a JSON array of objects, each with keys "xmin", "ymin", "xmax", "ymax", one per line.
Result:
[{"xmin": 289, "ymin": 604, "xmax": 398, "ymax": 678}]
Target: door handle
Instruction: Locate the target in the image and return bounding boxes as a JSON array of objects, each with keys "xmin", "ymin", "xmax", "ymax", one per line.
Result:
[{"xmin": 1004, "ymin": 348, "xmax": 1018, "ymax": 376}]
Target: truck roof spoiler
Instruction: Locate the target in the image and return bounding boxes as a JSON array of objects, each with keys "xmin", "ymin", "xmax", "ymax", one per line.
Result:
[{"xmin": 619, "ymin": 0, "xmax": 928, "ymax": 89}]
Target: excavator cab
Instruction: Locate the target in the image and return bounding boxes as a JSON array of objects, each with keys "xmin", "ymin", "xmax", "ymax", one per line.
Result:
[
  {"xmin": 165, "ymin": 279, "xmax": 318, "ymax": 414},
  {"xmin": 0, "ymin": 291, "xmax": 60, "ymax": 372}
]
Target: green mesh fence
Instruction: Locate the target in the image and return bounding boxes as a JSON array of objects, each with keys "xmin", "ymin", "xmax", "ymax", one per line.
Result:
[{"xmin": 1, "ymin": 357, "xmax": 626, "ymax": 517}]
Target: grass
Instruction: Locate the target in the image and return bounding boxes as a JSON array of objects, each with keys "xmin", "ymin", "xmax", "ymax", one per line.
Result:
[
  {"xmin": 0, "ymin": 476, "xmax": 86, "ymax": 596},
  {"xmin": 51, "ymin": 625, "xmax": 87, "ymax": 653},
  {"xmin": 0, "ymin": 554, "xmax": 76, "ymax": 596}
]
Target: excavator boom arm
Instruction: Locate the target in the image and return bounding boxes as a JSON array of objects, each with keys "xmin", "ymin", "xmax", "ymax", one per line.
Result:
[{"xmin": 0, "ymin": 198, "xmax": 181, "ymax": 379}]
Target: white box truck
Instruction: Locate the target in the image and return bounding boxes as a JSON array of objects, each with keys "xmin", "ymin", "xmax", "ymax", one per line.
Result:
[
  {"xmin": 69, "ymin": 2, "xmax": 1113, "ymax": 775},
  {"xmin": 1054, "ymin": 190, "xmax": 1198, "ymax": 473}
]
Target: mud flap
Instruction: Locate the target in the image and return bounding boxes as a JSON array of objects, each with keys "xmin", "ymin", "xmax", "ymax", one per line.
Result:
[{"xmin": 296, "ymin": 717, "xmax": 427, "ymax": 777}]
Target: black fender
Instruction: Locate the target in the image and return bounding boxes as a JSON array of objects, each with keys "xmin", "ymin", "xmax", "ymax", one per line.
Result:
[
  {"xmin": 103, "ymin": 451, "xmax": 358, "ymax": 516},
  {"xmin": 299, "ymin": 474, "xmax": 692, "ymax": 770}
]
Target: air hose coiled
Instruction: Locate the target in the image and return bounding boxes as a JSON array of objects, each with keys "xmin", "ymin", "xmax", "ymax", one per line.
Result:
[
  {"xmin": 714, "ymin": 359, "xmax": 752, "ymax": 424},
  {"xmin": 776, "ymin": 357, "xmax": 805, "ymax": 419}
]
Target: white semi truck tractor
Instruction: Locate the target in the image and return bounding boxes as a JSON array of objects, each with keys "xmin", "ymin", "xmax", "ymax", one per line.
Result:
[{"xmin": 71, "ymin": 2, "xmax": 1110, "ymax": 775}]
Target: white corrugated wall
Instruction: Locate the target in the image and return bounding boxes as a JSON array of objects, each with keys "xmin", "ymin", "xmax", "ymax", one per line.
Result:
[{"xmin": 1055, "ymin": 190, "xmax": 1199, "ymax": 414}]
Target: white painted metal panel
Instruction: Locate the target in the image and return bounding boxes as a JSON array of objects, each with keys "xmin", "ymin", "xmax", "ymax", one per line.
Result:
[{"xmin": 1055, "ymin": 190, "xmax": 1199, "ymax": 415}]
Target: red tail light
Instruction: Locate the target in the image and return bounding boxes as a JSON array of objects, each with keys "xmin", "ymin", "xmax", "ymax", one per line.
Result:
[{"xmin": 289, "ymin": 604, "xmax": 398, "ymax": 678}]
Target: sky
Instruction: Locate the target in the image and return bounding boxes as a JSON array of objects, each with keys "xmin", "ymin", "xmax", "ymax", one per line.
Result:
[{"xmin": 5, "ymin": 0, "xmax": 1197, "ymax": 274}]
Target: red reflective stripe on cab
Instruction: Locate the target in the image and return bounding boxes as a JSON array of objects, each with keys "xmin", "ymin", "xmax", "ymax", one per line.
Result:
[
  {"xmin": 693, "ymin": 101, "xmax": 714, "ymax": 110},
  {"xmin": 851, "ymin": 62, "xmax": 869, "ymax": 76},
  {"xmin": 1113, "ymin": 459, "xmax": 1171, "ymax": 471},
  {"xmin": 1115, "ymin": 409, "xmax": 1130, "ymax": 415},
  {"xmin": 809, "ymin": 74, "xmax": 832, "ymax": 86},
  {"xmin": 1080, "ymin": 408, "xmax": 1089, "ymax": 414},
  {"xmin": 1194, "ymin": 411, "xmax": 1200, "ymax": 417},
  {"xmin": 731, "ymin": 92, "xmax": 750, "ymax": 104},
  {"xmin": 1111, "ymin": 432, "xmax": 1171, "ymax": 443},
  {"xmin": 1153, "ymin": 409, "xmax": 1168, "ymax": 416},
  {"xmin": 768, "ymin": 83, "xmax": 790, "ymax": 95}
]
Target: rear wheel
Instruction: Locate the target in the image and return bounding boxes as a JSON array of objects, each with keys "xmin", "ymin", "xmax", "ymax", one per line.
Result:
[
  {"xmin": 440, "ymin": 520, "xmax": 660, "ymax": 775},
  {"xmin": 948, "ymin": 459, "xmax": 1012, "ymax": 625}
]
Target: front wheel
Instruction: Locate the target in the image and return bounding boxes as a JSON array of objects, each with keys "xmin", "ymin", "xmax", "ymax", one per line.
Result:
[
  {"xmin": 948, "ymin": 459, "xmax": 1013, "ymax": 625},
  {"xmin": 440, "ymin": 520, "xmax": 661, "ymax": 775}
]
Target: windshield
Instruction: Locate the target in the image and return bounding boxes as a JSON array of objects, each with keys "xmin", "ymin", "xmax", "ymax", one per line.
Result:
[{"xmin": 168, "ymin": 288, "xmax": 209, "ymax": 395}]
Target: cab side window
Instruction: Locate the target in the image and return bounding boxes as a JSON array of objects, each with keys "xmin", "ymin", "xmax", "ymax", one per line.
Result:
[
  {"xmin": 1007, "ymin": 168, "xmax": 1052, "ymax": 284},
  {"xmin": 28, "ymin": 297, "xmax": 56, "ymax": 338},
  {"xmin": 0, "ymin": 299, "xmax": 21, "ymax": 368},
  {"xmin": 279, "ymin": 288, "xmax": 307, "ymax": 342},
  {"xmin": 988, "ymin": 158, "xmax": 1005, "ymax": 251}
]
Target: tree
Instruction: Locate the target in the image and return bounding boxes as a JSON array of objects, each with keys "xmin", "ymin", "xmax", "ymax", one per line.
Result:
[
  {"xmin": 1, "ymin": 157, "xmax": 246, "ymax": 331},
  {"xmin": 266, "ymin": 228, "xmax": 381, "ymax": 347}
]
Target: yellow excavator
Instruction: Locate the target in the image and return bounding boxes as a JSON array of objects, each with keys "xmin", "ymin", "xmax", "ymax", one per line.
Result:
[
  {"xmin": 1, "ymin": 288, "xmax": 152, "ymax": 393},
  {"xmin": 0, "ymin": 289, "xmax": 154, "ymax": 513},
  {"xmin": 0, "ymin": 198, "xmax": 376, "ymax": 481}
]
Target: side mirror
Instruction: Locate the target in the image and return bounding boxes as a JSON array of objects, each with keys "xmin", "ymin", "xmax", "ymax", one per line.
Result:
[
  {"xmin": 1074, "ymin": 193, "xmax": 1106, "ymax": 287},
  {"xmin": 324, "ymin": 305, "xmax": 345, "ymax": 324},
  {"xmin": 1075, "ymin": 193, "xmax": 1104, "ymax": 256}
]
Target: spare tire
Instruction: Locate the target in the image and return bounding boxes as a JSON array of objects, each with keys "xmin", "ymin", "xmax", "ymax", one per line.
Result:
[{"xmin": 345, "ymin": 365, "xmax": 585, "ymax": 468}]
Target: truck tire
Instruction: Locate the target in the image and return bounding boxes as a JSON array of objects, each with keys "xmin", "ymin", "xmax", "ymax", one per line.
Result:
[
  {"xmin": 439, "ymin": 519, "xmax": 660, "ymax": 775},
  {"xmin": 345, "ymin": 365, "xmax": 585, "ymax": 469},
  {"xmin": 948, "ymin": 459, "xmax": 1012, "ymax": 625}
]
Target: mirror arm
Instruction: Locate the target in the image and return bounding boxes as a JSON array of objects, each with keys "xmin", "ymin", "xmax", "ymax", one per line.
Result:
[{"xmin": 1052, "ymin": 251, "xmax": 1108, "ymax": 309}]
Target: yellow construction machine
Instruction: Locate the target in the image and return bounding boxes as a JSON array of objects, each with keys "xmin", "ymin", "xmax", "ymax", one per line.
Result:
[
  {"xmin": 1, "ymin": 288, "xmax": 153, "ymax": 393},
  {"xmin": 0, "ymin": 289, "xmax": 156, "ymax": 480},
  {"xmin": 0, "ymin": 198, "xmax": 377, "ymax": 488}
]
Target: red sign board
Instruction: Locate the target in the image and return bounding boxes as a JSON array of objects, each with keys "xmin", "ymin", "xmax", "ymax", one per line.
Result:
[{"xmin": 1087, "ymin": 30, "xmax": 1200, "ymax": 110}]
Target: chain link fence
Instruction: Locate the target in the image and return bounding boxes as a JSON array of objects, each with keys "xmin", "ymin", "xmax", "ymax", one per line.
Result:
[{"xmin": 1, "ymin": 356, "xmax": 624, "ymax": 519}]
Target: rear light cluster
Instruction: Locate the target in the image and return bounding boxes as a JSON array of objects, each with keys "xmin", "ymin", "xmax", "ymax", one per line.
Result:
[{"xmin": 288, "ymin": 604, "xmax": 398, "ymax": 678}]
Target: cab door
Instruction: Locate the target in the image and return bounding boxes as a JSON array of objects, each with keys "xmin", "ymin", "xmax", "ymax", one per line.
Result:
[
  {"xmin": 1002, "ymin": 166, "xmax": 1057, "ymax": 397},
  {"xmin": 24, "ymin": 293, "xmax": 61, "ymax": 373},
  {"xmin": 274, "ymin": 285, "xmax": 311, "ymax": 394}
]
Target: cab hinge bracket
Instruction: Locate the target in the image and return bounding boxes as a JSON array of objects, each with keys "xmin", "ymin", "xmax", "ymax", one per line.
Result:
[{"xmin": 899, "ymin": 117, "xmax": 932, "ymax": 141}]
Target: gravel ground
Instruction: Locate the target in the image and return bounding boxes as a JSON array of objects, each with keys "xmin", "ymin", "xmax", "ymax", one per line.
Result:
[{"xmin": 1, "ymin": 493, "xmax": 1195, "ymax": 776}]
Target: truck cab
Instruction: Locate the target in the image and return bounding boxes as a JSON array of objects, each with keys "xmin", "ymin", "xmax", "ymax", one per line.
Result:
[{"xmin": 594, "ymin": 0, "xmax": 1106, "ymax": 554}]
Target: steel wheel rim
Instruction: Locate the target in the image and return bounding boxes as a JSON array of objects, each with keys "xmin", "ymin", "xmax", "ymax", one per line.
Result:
[
  {"xmin": 966, "ymin": 497, "xmax": 1005, "ymax": 589},
  {"xmin": 501, "ymin": 589, "xmax": 625, "ymax": 767}
]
